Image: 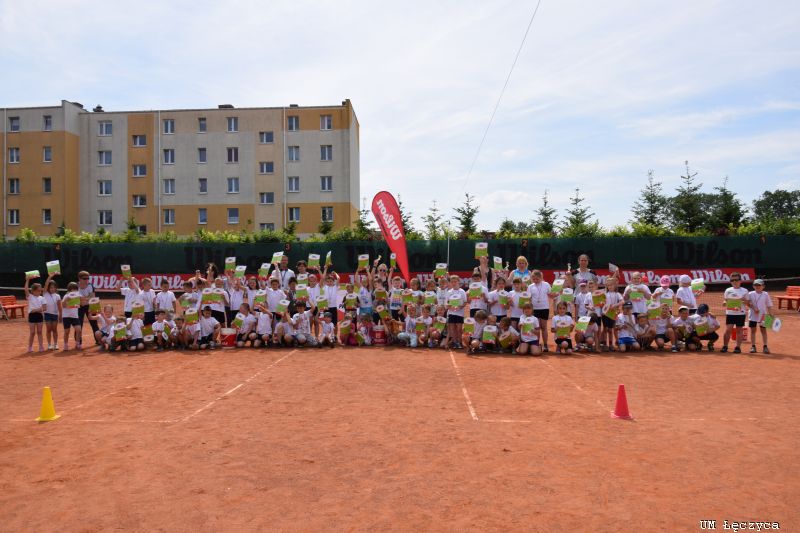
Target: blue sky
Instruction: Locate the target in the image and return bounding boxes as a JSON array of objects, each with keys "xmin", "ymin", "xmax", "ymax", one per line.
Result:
[{"xmin": 2, "ymin": 0, "xmax": 799, "ymax": 231}]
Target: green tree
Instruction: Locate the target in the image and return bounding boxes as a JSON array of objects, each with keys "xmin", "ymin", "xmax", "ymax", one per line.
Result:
[
  {"xmin": 318, "ymin": 220, "xmax": 333, "ymax": 235},
  {"xmin": 533, "ymin": 190, "xmax": 558, "ymax": 235},
  {"xmin": 631, "ymin": 170, "xmax": 668, "ymax": 227},
  {"xmin": 671, "ymin": 160, "xmax": 705, "ymax": 233},
  {"xmin": 560, "ymin": 187, "xmax": 600, "ymax": 237},
  {"xmin": 353, "ymin": 207, "xmax": 375, "ymax": 240},
  {"xmin": 751, "ymin": 189, "xmax": 800, "ymax": 222},
  {"xmin": 453, "ymin": 193, "xmax": 479, "ymax": 237},
  {"xmin": 704, "ymin": 177, "xmax": 745, "ymax": 233},
  {"xmin": 423, "ymin": 200, "xmax": 444, "ymax": 239}
]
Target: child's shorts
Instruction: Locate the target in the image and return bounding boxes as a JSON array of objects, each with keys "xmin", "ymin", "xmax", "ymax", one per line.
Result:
[
  {"xmin": 555, "ymin": 338, "xmax": 572, "ymax": 349},
  {"xmin": 520, "ymin": 339, "xmax": 539, "ymax": 346},
  {"xmin": 447, "ymin": 315, "xmax": 464, "ymax": 324},
  {"xmin": 655, "ymin": 333, "xmax": 670, "ymax": 342},
  {"xmin": 748, "ymin": 320, "xmax": 763, "ymax": 328},
  {"xmin": 62, "ymin": 317, "xmax": 81, "ymax": 328},
  {"xmin": 601, "ymin": 316, "xmax": 616, "ymax": 328},
  {"xmin": 725, "ymin": 315, "xmax": 746, "ymax": 327},
  {"xmin": 143, "ymin": 311, "xmax": 156, "ymax": 325},
  {"xmin": 130, "ymin": 337, "xmax": 144, "ymax": 346},
  {"xmin": 44, "ymin": 313, "xmax": 58, "ymax": 323},
  {"xmin": 618, "ymin": 337, "xmax": 637, "ymax": 346},
  {"xmin": 28, "ymin": 312, "xmax": 44, "ymax": 324},
  {"xmin": 199, "ymin": 334, "xmax": 213, "ymax": 345},
  {"xmin": 236, "ymin": 332, "xmax": 250, "ymax": 342}
]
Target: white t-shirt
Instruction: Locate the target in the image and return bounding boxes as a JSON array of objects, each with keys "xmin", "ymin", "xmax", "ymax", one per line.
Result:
[
  {"xmin": 508, "ymin": 290, "xmax": 525, "ymax": 319},
  {"xmin": 266, "ymin": 287, "xmax": 286, "ymax": 312},
  {"xmin": 43, "ymin": 292, "xmax": 61, "ymax": 315},
  {"xmin": 120, "ymin": 286, "xmax": 138, "ymax": 313},
  {"xmin": 155, "ymin": 290, "xmax": 177, "ymax": 312},
  {"xmin": 487, "ymin": 290, "xmax": 506, "ymax": 317},
  {"xmin": 292, "ymin": 310, "xmax": 313, "ymax": 335},
  {"xmin": 672, "ymin": 316, "xmax": 693, "ymax": 336},
  {"xmin": 322, "ymin": 284, "xmax": 339, "ymax": 308},
  {"xmin": 690, "ymin": 313, "xmax": 719, "ymax": 332},
  {"xmin": 358, "ymin": 287, "xmax": 373, "ymax": 309},
  {"xmin": 27, "ymin": 294, "xmax": 45, "ymax": 314},
  {"xmin": 575, "ymin": 291, "xmax": 592, "ymax": 318},
  {"xmin": 445, "ymin": 288, "xmax": 467, "ymax": 318},
  {"xmin": 552, "ymin": 314, "xmax": 574, "ymax": 338},
  {"xmin": 519, "ymin": 315, "xmax": 540, "ymax": 343},
  {"xmin": 527, "ymin": 281, "xmax": 551, "ymax": 310},
  {"xmin": 256, "ymin": 312, "xmax": 273, "ymax": 335},
  {"xmin": 468, "ymin": 284, "xmax": 489, "ymax": 311},
  {"xmin": 599, "ymin": 291, "xmax": 623, "ymax": 315},
  {"xmin": 320, "ymin": 321, "xmax": 335, "ymax": 338},
  {"xmin": 652, "ymin": 287, "xmax": 675, "ymax": 307},
  {"xmin": 277, "ymin": 268, "xmax": 295, "ymax": 289},
  {"xmin": 138, "ymin": 289, "xmax": 156, "ymax": 312},
  {"xmin": 615, "ymin": 314, "xmax": 637, "ymax": 339},
  {"xmin": 723, "ymin": 287, "xmax": 749, "ymax": 316},
  {"xmin": 623, "ymin": 284, "xmax": 652, "ymax": 314},
  {"xmin": 228, "ymin": 289, "xmax": 246, "ymax": 312},
  {"xmin": 651, "ymin": 316, "xmax": 674, "ymax": 335},
  {"xmin": 61, "ymin": 292, "xmax": 80, "ymax": 319},
  {"xmin": 238, "ymin": 313, "xmax": 257, "ymax": 335},
  {"xmin": 675, "ymin": 286, "xmax": 697, "ymax": 309},
  {"xmin": 199, "ymin": 316, "xmax": 220, "ymax": 337},
  {"xmin": 128, "ymin": 318, "xmax": 144, "ymax": 339},
  {"xmin": 97, "ymin": 314, "xmax": 116, "ymax": 335},
  {"xmin": 747, "ymin": 291, "xmax": 772, "ymax": 323},
  {"xmin": 404, "ymin": 316, "xmax": 417, "ymax": 335}
]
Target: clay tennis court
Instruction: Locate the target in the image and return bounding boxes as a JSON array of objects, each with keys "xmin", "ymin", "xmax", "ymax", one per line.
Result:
[{"xmin": 1, "ymin": 294, "xmax": 798, "ymax": 531}]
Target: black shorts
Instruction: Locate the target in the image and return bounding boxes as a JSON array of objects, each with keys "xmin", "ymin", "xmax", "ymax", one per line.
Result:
[
  {"xmin": 327, "ymin": 307, "xmax": 339, "ymax": 326},
  {"xmin": 211, "ymin": 310, "xmax": 226, "ymax": 326},
  {"xmin": 655, "ymin": 333, "xmax": 669, "ymax": 342},
  {"xmin": 124, "ymin": 311, "xmax": 132, "ymax": 319},
  {"xmin": 470, "ymin": 308, "xmax": 482, "ymax": 318},
  {"xmin": 144, "ymin": 311, "xmax": 156, "ymax": 325},
  {"xmin": 226, "ymin": 309, "xmax": 238, "ymax": 326},
  {"xmin": 726, "ymin": 315, "xmax": 746, "ymax": 327},
  {"xmin": 533, "ymin": 309, "xmax": 550, "ymax": 320},
  {"xmin": 555, "ymin": 338, "xmax": 573, "ymax": 349},
  {"xmin": 391, "ymin": 309, "xmax": 401, "ymax": 321},
  {"xmin": 601, "ymin": 316, "xmax": 616, "ymax": 328},
  {"xmin": 28, "ymin": 312, "xmax": 44, "ymax": 324},
  {"xmin": 130, "ymin": 338, "xmax": 143, "ymax": 346},
  {"xmin": 236, "ymin": 332, "xmax": 250, "ymax": 342},
  {"xmin": 44, "ymin": 313, "xmax": 58, "ymax": 323},
  {"xmin": 590, "ymin": 315, "xmax": 602, "ymax": 325},
  {"xmin": 199, "ymin": 334, "xmax": 213, "ymax": 345},
  {"xmin": 748, "ymin": 320, "xmax": 763, "ymax": 328},
  {"xmin": 447, "ymin": 315, "xmax": 464, "ymax": 324},
  {"xmin": 62, "ymin": 317, "xmax": 81, "ymax": 328}
]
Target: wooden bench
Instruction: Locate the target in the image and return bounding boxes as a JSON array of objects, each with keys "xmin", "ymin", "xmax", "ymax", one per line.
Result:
[
  {"xmin": 0, "ymin": 295, "xmax": 27, "ymax": 319},
  {"xmin": 776, "ymin": 286, "xmax": 800, "ymax": 310}
]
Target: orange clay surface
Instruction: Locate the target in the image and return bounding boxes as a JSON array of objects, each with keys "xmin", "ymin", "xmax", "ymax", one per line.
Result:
[{"xmin": 1, "ymin": 294, "xmax": 798, "ymax": 532}]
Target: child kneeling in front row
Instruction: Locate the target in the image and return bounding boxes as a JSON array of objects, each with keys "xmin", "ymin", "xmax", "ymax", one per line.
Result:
[{"xmin": 615, "ymin": 302, "xmax": 640, "ymax": 352}]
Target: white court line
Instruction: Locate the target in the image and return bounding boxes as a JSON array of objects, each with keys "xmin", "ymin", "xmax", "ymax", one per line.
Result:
[
  {"xmin": 449, "ymin": 351, "xmax": 479, "ymax": 421},
  {"xmin": 538, "ymin": 357, "xmax": 610, "ymax": 413},
  {"xmin": 483, "ymin": 419, "xmax": 532, "ymax": 423},
  {"xmin": 180, "ymin": 350, "xmax": 295, "ymax": 422}
]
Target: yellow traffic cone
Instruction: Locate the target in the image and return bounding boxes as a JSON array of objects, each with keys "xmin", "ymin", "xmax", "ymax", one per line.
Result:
[{"xmin": 35, "ymin": 386, "xmax": 60, "ymax": 422}]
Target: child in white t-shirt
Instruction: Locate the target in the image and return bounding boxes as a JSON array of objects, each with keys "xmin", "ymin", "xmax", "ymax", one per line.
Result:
[
  {"xmin": 155, "ymin": 279, "xmax": 178, "ymax": 314},
  {"xmin": 42, "ymin": 277, "xmax": 62, "ymax": 350},
  {"xmin": 574, "ymin": 281, "xmax": 593, "ymax": 318},
  {"xmin": 292, "ymin": 301, "xmax": 318, "ymax": 347},
  {"xmin": 397, "ymin": 305, "xmax": 420, "ymax": 348},
  {"xmin": 721, "ymin": 272, "xmax": 750, "ymax": 354},
  {"xmin": 198, "ymin": 306, "xmax": 221, "ymax": 349},
  {"xmin": 615, "ymin": 302, "xmax": 640, "ymax": 352},
  {"xmin": 747, "ymin": 279, "xmax": 773, "ymax": 354},
  {"xmin": 319, "ymin": 312, "xmax": 337, "ymax": 347},
  {"xmin": 622, "ymin": 271, "xmax": 652, "ymax": 317},
  {"xmin": 255, "ymin": 309, "xmax": 273, "ymax": 347},
  {"xmin": 551, "ymin": 302, "xmax": 575, "ymax": 354},
  {"xmin": 675, "ymin": 275, "xmax": 699, "ymax": 313},
  {"xmin": 517, "ymin": 304, "xmax": 541, "ymax": 356},
  {"xmin": 127, "ymin": 314, "xmax": 145, "ymax": 352},
  {"xmin": 634, "ymin": 314, "xmax": 654, "ymax": 349},
  {"xmin": 23, "ymin": 276, "xmax": 45, "ymax": 352},
  {"xmin": 651, "ymin": 306, "xmax": 677, "ymax": 351}
]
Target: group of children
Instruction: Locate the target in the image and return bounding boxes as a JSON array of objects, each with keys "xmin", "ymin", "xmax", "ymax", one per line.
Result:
[{"xmin": 21, "ymin": 254, "xmax": 777, "ymax": 356}]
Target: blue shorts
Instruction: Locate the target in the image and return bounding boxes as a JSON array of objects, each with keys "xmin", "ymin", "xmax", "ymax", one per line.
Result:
[
  {"xmin": 359, "ymin": 307, "xmax": 373, "ymax": 316},
  {"xmin": 618, "ymin": 337, "xmax": 637, "ymax": 346}
]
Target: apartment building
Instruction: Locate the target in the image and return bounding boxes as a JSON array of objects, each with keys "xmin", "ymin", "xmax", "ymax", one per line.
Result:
[{"xmin": 3, "ymin": 99, "xmax": 359, "ymax": 237}]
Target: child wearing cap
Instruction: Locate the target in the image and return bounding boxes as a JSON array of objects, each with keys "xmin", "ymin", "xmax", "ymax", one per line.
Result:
[
  {"xmin": 615, "ymin": 302, "xmax": 640, "ymax": 352},
  {"xmin": 574, "ymin": 280, "xmax": 593, "ymax": 319},
  {"xmin": 721, "ymin": 272, "xmax": 749, "ymax": 354},
  {"xmin": 675, "ymin": 275, "xmax": 700, "ymax": 314},
  {"xmin": 652, "ymin": 275, "xmax": 675, "ymax": 312},
  {"xmin": 747, "ymin": 279, "xmax": 773, "ymax": 354},
  {"xmin": 689, "ymin": 304, "xmax": 720, "ymax": 351}
]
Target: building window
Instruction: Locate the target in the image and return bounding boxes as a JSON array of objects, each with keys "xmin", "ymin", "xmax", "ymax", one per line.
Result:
[
  {"xmin": 321, "ymin": 206, "xmax": 334, "ymax": 222},
  {"xmin": 98, "ymin": 121, "xmax": 113, "ymax": 136},
  {"xmin": 227, "ymin": 177, "xmax": 240, "ymax": 193},
  {"xmin": 98, "ymin": 150, "xmax": 112, "ymax": 165},
  {"xmin": 226, "ymin": 147, "xmax": 239, "ymax": 163},
  {"xmin": 197, "ymin": 147, "xmax": 207, "ymax": 163},
  {"xmin": 227, "ymin": 208, "xmax": 239, "ymax": 224},
  {"xmin": 198, "ymin": 208, "xmax": 207, "ymax": 224},
  {"xmin": 288, "ymin": 207, "xmax": 300, "ymax": 222},
  {"xmin": 9, "ymin": 147, "xmax": 20, "ymax": 163},
  {"xmin": 259, "ymin": 192, "xmax": 275, "ymax": 205},
  {"xmin": 288, "ymin": 146, "xmax": 300, "ymax": 161},
  {"xmin": 42, "ymin": 177, "xmax": 51, "ymax": 194},
  {"xmin": 163, "ymin": 149, "xmax": 175, "ymax": 164},
  {"xmin": 259, "ymin": 131, "xmax": 274, "ymax": 144},
  {"xmin": 133, "ymin": 164, "xmax": 147, "ymax": 177},
  {"xmin": 43, "ymin": 115, "xmax": 52, "ymax": 131},
  {"xmin": 198, "ymin": 117, "xmax": 207, "ymax": 133},
  {"xmin": 8, "ymin": 178, "xmax": 20, "ymax": 195},
  {"xmin": 321, "ymin": 145, "xmax": 332, "ymax": 161},
  {"xmin": 136, "ymin": 225, "xmax": 147, "ymax": 235},
  {"xmin": 9, "ymin": 117, "xmax": 20, "ymax": 132},
  {"xmin": 163, "ymin": 179, "xmax": 175, "ymax": 195},
  {"xmin": 198, "ymin": 178, "xmax": 208, "ymax": 194},
  {"xmin": 42, "ymin": 209, "xmax": 52, "ymax": 225},
  {"xmin": 132, "ymin": 135, "xmax": 147, "ymax": 147},
  {"xmin": 9, "ymin": 209, "xmax": 20, "ymax": 225},
  {"xmin": 163, "ymin": 119, "xmax": 175, "ymax": 134},
  {"xmin": 98, "ymin": 210, "xmax": 113, "ymax": 226},
  {"xmin": 163, "ymin": 209, "xmax": 175, "ymax": 225},
  {"xmin": 320, "ymin": 115, "xmax": 332, "ymax": 130},
  {"xmin": 133, "ymin": 195, "xmax": 147, "ymax": 207},
  {"xmin": 287, "ymin": 176, "xmax": 299, "ymax": 192},
  {"xmin": 260, "ymin": 223, "xmax": 275, "ymax": 231},
  {"xmin": 287, "ymin": 116, "xmax": 299, "ymax": 131},
  {"xmin": 320, "ymin": 175, "xmax": 333, "ymax": 191},
  {"xmin": 98, "ymin": 180, "xmax": 112, "ymax": 196},
  {"xmin": 227, "ymin": 117, "xmax": 238, "ymax": 132},
  {"xmin": 259, "ymin": 161, "xmax": 274, "ymax": 174},
  {"xmin": 43, "ymin": 146, "xmax": 52, "ymax": 162}
]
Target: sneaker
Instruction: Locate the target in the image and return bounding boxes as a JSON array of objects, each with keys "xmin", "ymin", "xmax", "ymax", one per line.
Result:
[
  {"xmin": 733, "ymin": 346, "xmax": 741, "ymax": 354},
  {"xmin": 707, "ymin": 343, "xmax": 714, "ymax": 352},
  {"xmin": 720, "ymin": 346, "xmax": 728, "ymax": 353},
  {"xmin": 763, "ymin": 345, "xmax": 770, "ymax": 354},
  {"xmin": 671, "ymin": 346, "xmax": 679, "ymax": 352},
  {"xmin": 750, "ymin": 345, "xmax": 757, "ymax": 353},
  {"xmin": 54, "ymin": 344, "xmax": 59, "ymax": 350},
  {"xmin": 542, "ymin": 345, "xmax": 549, "ymax": 353}
]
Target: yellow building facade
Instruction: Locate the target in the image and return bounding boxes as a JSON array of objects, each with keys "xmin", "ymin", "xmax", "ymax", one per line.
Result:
[{"xmin": 3, "ymin": 100, "xmax": 360, "ymax": 238}]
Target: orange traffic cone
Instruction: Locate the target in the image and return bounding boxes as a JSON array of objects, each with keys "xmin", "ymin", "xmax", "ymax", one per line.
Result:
[
  {"xmin": 611, "ymin": 384, "xmax": 633, "ymax": 420},
  {"xmin": 35, "ymin": 386, "xmax": 60, "ymax": 422}
]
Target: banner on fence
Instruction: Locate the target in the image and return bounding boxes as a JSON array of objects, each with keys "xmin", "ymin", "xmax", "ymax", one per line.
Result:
[{"xmin": 86, "ymin": 268, "xmax": 755, "ymax": 292}]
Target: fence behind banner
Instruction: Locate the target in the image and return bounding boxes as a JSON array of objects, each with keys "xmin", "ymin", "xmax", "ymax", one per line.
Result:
[{"xmin": 0, "ymin": 236, "xmax": 797, "ymax": 290}]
